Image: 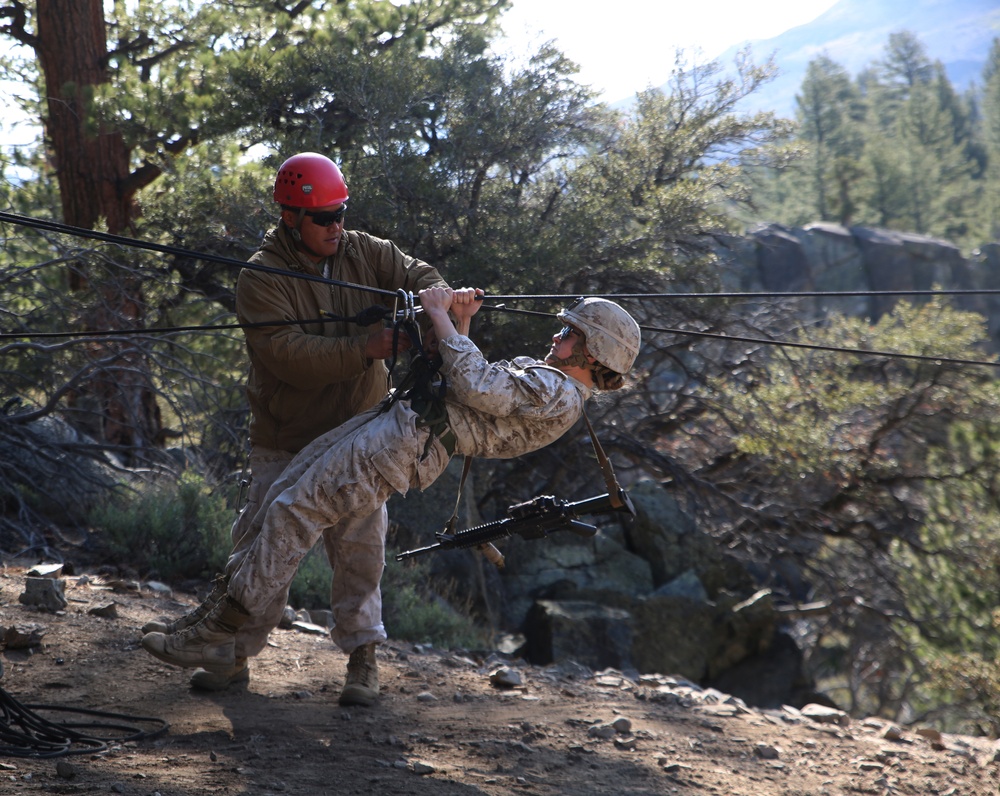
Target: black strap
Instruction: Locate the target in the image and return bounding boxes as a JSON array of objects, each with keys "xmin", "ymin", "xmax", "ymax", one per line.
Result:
[
  {"xmin": 440, "ymin": 457, "xmax": 505, "ymax": 568},
  {"xmin": 580, "ymin": 408, "xmax": 625, "ymax": 508},
  {"xmin": 444, "ymin": 456, "xmax": 474, "ymax": 535}
]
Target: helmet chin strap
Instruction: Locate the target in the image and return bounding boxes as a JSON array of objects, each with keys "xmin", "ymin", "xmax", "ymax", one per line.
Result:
[
  {"xmin": 548, "ymin": 338, "xmax": 622, "ymax": 390},
  {"xmin": 288, "ymin": 209, "xmax": 305, "ymax": 242},
  {"xmin": 547, "ymin": 337, "xmax": 592, "ymax": 370}
]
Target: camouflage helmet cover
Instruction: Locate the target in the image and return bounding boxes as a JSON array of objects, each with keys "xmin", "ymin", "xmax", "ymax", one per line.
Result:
[{"xmin": 557, "ymin": 297, "xmax": 641, "ymax": 375}]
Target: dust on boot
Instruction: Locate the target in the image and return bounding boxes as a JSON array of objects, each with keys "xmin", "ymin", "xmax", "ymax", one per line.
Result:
[
  {"xmin": 141, "ymin": 574, "xmax": 228, "ymax": 635},
  {"xmin": 339, "ymin": 642, "xmax": 379, "ymax": 707},
  {"xmin": 142, "ymin": 594, "xmax": 250, "ymax": 671},
  {"xmin": 190, "ymin": 658, "xmax": 250, "ymax": 691}
]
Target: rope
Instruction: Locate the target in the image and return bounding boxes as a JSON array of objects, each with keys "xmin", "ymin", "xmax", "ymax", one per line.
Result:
[
  {"xmin": 0, "ymin": 307, "xmax": 393, "ymax": 341},
  {"xmin": 0, "ymin": 211, "xmax": 397, "ymax": 300},
  {"xmin": 4, "ymin": 210, "xmax": 999, "ymax": 303},
  {"xmin": 639, "ymin": 322, "xmax": 1000, "ymax": 369},
  {"xmin": 2, "ymin": 209, "xmax": 998, "ymax": 368},
  {"xmin": 0, "ymin": 685, "xmax": 168, "ymax": 758}
]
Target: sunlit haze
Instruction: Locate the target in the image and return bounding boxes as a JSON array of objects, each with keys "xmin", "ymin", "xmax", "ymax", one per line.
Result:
[
  {"xmin": 0, "ymin": 1, "xmax": 842, "ymax": 150},
  {"xmin": 498, "ymin": 0, "xmax": 841, "ymax": 101}
]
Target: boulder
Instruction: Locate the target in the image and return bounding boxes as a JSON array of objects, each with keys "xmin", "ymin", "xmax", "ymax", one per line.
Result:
[
  {"xmin": 628, "ymin": 594, "xmax": 716, "ymax": 680},
  {"xmin": 707, "ymin": 589, "xmax": 776, "ymax": 676},
  {"xmin": 752, "ymin": 223, "xmax": 812, "ymax": 293},
  {"xmin": 626, "ymin": 480, "xmax": 754, "ymax": 596},
  {"xmin": 522, "ymin": 599, "xmax": 633, "ymax": 671},
  {"xmin": 850, "ymin": 226, "xmax": 968, "ymax": 319},
  {"xmin": 501, "ymin": 529, "xmax": 653, "ymax": 628},
  {"xmin": 798, "ymin": 223, "xmax": 870, "ymax": 318}
]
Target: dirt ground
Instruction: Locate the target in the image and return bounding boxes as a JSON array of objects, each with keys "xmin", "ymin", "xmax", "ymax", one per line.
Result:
[{"xmin": 1, "ymin": 565, "xmax": 998, "ymax": 796}]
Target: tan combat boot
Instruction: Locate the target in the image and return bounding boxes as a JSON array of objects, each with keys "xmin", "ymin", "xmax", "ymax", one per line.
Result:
[
  {"xmin": 190, "ymin": 658, "xmax": 250, "ymax": 691},
  {"xmin": 141, "ymin": 575, "xmax": 227, "ymax": 635},
  {"xmin": 141, "ymin": 594, "xmax": 249, "ymax": 671},
  {"xmin": 338, "ymin": 642, "xmax": 379, "ymax": 707}
]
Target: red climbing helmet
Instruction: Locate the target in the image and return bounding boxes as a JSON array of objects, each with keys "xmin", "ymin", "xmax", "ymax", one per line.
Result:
[{"xmin": 273, "ymin": 152, "xmax": 349, "ymax": 208}]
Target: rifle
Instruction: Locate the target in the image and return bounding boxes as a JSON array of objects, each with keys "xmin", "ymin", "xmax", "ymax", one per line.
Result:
[{"xmin": 395, "ymin": 489, "xmax": 636, "ymax": 568}]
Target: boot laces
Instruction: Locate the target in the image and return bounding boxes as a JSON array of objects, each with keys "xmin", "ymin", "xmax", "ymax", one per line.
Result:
[
  {"xmin": 169, "ymin": 576, "xmax": 227, "ymax": 632},
  {"xmin": 172, "ymin": 594, "xmax": 230, "ymax": 642},
  {"xmin": 347, "ymin": 645, "xmax": 377, "ymax": 686}
]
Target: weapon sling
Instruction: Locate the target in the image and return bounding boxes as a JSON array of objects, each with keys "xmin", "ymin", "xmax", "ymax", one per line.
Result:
[{"xmin": 413, "ymin": 406, "xmax": 631, "ymax": 567}]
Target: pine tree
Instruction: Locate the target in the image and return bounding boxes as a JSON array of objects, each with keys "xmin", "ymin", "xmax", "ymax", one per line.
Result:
[
  {"xmin": 795, "ymin": 55, "xmax": 865, "ymax": 223},
  {"xmin": 856, "ymin": 34, "xmax": 975, "ymax": 239},
  {"xmin": 978, "ymin": 38, "xmax": 1000, "ymax": 241}
]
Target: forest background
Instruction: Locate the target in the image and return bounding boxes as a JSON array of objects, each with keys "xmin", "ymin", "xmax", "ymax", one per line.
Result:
[{"xmin": 2, "ymin": 0, "xmax": 1000, "ymax": 738}]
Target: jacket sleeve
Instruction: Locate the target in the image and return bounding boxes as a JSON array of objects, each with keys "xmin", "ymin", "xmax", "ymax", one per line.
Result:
[
  {"xmin": 437, "ymin": 336, "xmax": 557, "ymax": 417},
  {"xmin": 360, "ymin": 235, "xmax": 448, "ymax": 295},
  {"xmin": 236, "ymin": 270, "xmax": 372, "ymax": 389}
]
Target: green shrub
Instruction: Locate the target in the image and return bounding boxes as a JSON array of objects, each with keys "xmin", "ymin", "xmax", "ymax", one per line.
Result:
[
  {"xmin": 284, "ymin": 550, "xmax": 486, "ymax": 649},
  {"xmin": 381, "ymin": 557, "xmax": 487, "ymax": 649},
  {"xmin": 90, "ymin": 471, "xmax": 233, "ymax": 580},
  {"xmin": 287, "ymin": 545, "xmax": 333, "ymax": 610}
]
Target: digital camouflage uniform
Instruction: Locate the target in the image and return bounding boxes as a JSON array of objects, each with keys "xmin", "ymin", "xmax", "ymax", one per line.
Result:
[{"xmin": 227, "ymin": 334, "xmax": 591, "ymax": 649}]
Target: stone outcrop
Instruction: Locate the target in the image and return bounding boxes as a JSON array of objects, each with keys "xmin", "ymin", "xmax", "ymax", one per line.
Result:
[
  {"xmin": 394, "ymin": 223, "xmax": 998, "ymax": 709},
  {"xmin": 717, "ymin": 223, "xmax": 997, "ymax": 346},
  {"xmin": 515, "ymin": 481, "xmax": 780, "ymax": 685}
]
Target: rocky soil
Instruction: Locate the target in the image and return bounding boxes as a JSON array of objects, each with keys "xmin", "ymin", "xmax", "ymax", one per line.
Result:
[{"xmin": 1, "ymin": 565, "xmax": 998, "ymax": 795}]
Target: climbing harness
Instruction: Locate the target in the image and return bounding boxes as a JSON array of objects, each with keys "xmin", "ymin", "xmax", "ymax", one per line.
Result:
[{"xmin": 375, "ymin": 290, "xmax": 457, "ymax": 456}]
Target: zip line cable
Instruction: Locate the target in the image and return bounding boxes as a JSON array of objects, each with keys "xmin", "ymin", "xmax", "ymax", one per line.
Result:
[
  {"xmin": 474, "ymin": 305, "xmax": 1000, "ymax": 369},
  {"xmin": 488, "ymin": 288, "xmax": 1000, "ymax": 301},
  {"xmin": 2, "ymin": 210, "xmax": 999, "ymax": 368},
  {"xmin": 0, "ymin": 315, "xmax": 375, "ymax": 341},
  {"xmin": 637, "ymin": 322, "xmax": 1000, "ymax": 370},
  {"xmin": 2, "ymin": 285, "xmax": 998, "ymax": 370},
  {"xmin": 0, "ymin": 210, "xmax": 397, "ymax": 300},
  {"xmin": 4, "ymin": 210, "xmax": 1000, "ymax": 304}
]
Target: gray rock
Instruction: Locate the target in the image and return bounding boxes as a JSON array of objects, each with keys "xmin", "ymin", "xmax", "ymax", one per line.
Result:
[
  {"xmin": 628, "ymin": 594, "xmax": 715, "ymax": 680},
  {"xmin": 627, "ymin": 481, "xmax": 753, "ymax": 596},
  {"xmin": 652, "ymin": 569, "xmax": 709, "ymax": 602},
  {"xmin": 19, "ymin": 577, "xmax": 67, "ymax": 612},
  {"xmin": 522, "ymin": 600, "xmax": 633, "ymax": 671}
]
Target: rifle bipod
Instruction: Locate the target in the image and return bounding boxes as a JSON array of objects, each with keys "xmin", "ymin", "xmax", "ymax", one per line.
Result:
[{"xmin": 395, "ymin": 490, "xmax": 635, "ymax": 568}]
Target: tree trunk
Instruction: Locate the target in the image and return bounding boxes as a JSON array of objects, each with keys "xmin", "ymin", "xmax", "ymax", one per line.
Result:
[
  {"xmin": 35, "ymin": 0, "xmax": 164, "ymax": 458},
  {"xmin": 35, "ymin": 0, "xmax": 133, "ymax": 237}
]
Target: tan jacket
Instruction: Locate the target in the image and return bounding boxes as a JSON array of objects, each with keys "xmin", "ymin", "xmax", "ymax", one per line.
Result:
[{"xmin": 236, "ymin": 224, "xmax": 446, "ymax": 453}]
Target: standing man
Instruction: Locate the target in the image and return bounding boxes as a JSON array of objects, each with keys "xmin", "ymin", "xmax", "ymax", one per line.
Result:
[{"xmin": 143, "ymin": 152, "xmax": 448, "ymax": 703}]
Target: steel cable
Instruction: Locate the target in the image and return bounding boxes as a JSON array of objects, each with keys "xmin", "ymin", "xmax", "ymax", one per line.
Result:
[{"xmin": 1, "ymin": 210, "xmax": 997, "ymax": 368}]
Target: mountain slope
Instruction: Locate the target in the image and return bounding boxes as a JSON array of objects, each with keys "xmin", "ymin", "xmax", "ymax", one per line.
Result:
[{"xmin": 708, "ymin": 0, "xmax": 1000, "ymax": 117}]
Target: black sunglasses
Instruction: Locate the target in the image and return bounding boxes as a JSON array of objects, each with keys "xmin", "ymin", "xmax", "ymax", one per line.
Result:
[
  {"xmin": 557, "ymin": 325, "xmax": 579, "ymax": 341},
  {"xmin": 304, "ymin": 205, "xmax": 347, "ymax": 226}
]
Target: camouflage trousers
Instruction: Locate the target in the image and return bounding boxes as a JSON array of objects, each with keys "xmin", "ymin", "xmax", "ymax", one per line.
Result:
[{"xmin": 229, "ymin": 401, "xmax": 450, "ymax": 654}]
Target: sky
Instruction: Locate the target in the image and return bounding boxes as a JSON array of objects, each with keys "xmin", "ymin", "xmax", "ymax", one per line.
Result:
[
  {"xmin": 497, "ymin": 0, "xmax": 840, "ymax": 102},
  {"xmin": 1, "ymin": 0, "xmax": 842, "ymax": 148}
]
